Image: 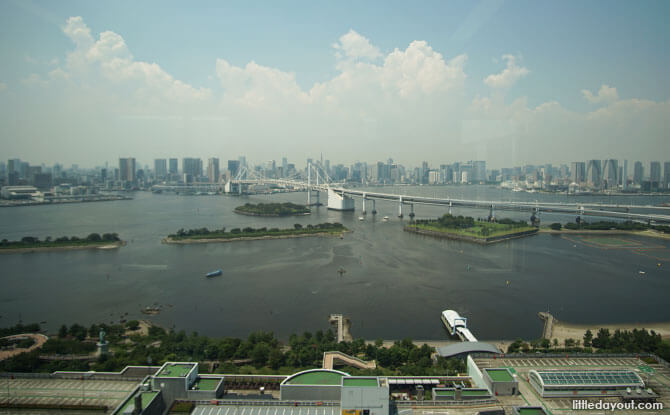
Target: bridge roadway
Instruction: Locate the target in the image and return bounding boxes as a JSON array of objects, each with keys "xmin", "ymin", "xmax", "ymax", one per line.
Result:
[{"xmin": 227, "ymin": 178, "xmax": 670, "ymax": 223}]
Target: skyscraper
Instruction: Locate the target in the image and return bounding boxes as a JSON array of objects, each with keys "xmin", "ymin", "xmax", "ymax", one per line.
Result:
[
  {"xmin": 182, "ymin": 158, "xmax": 203, "ymax": 179},
  {"xmin": 622, "ymin": 160, "xmax": 628, "ymax": 189},
  {"xmin": 633, "ymin": 161, "xmax": 643, "ymax": 185},
  {"xmin": 119, "ymin": 157, "xmax": 136, "ymax": 182},
  {"xmin": 154, "ymin": 159, "xmax": 167, "ymax": 179},
  {"xmin": 664, "ymin": 162, "xmax": 670, "ymax": 190},
  {"xmin": 586, "ymin": 159, "xmax": 601, "ymax": 188},
  {"xmin": 169, "ymin": 158, "xmax": 178, "ymax": 175},
  {"xmin": 227, "ymin": 160, "xmax": 240, "ymax": 178},
  {"xmin": 602, "ymin": 159, "xmax": 618, "ymax": 189},
  {"xmin": 207, "ymin": 158, "xmax": 220, "ymax": 183},
  {"xmin": 650, "ymin": 161, "xmax": 661, "ymax": 189},
  {"xmin": 571, "ymin": 162, "xmax": 585, "ymax": 183}
]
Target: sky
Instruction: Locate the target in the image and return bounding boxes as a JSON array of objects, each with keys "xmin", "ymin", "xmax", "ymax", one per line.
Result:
[{"xmin": 0, "ymin": 0, "xmax": 668, "ymax": 169}]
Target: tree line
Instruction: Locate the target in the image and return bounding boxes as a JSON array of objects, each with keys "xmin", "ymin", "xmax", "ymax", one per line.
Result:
[{"xmin": 0, "ymin": 233, "xmax": 120, "ymax": 247}]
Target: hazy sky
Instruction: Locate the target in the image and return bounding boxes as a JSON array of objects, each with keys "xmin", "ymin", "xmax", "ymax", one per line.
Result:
[{"xmin": 0, "ymin": 0, "xmax": 668, "ymax": 168}]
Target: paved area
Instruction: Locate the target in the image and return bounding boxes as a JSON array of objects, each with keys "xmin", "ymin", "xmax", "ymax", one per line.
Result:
[
  {"xmin": 0, "ymin": 333, "xmax": 48, "ymax": 361},
  {"xmin": 0, "ymin": 377, "xmax": 137, "ymax": 408},
  {"xmin": 193, "ymin": 405, "xmax": 340, "ymax": 415}
]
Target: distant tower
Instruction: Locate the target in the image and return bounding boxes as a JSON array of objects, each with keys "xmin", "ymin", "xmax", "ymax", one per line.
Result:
[{"xmin": 97, "ymin": 328, "xmax": 109, "ymax": 356}]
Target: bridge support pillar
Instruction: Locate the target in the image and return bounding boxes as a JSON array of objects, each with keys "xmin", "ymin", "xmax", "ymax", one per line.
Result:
[
  {"xmin": 371, "ymin": 199, "xmax": 377, "ymax": 215},
  {"xmin": 448, "ymin": 201, "xmax": 452, "ymax": 215},
  {"xmin": 398, "ymin": 196, "xmax": 403, "ymax": 218},
  {"xmin": 489, "ymin": 204, "xmax": 495, "ymax": 222},
  {"xmin": 409, "ymin": 203, "xmax": 415, "ymax": 219},
  {"xmin": 362, "ymin": 195, "xmax": 367, "ymax": 215}
]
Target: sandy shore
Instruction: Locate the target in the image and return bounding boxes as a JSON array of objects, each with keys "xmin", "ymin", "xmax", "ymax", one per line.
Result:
[
  {"xmin": 163, "ymin": 231, "xmax": 348, "ymax": 244},
  {"xmin": 548, "ymin": 319, "xmax": 670, "ymax": 343},
  {"xmin": 540, "ymin": 228, "xmax": 670, "ymax": 240},
  {"xmin": 0, "ymin": 241, "xmax": 125, "ymax": 254}
]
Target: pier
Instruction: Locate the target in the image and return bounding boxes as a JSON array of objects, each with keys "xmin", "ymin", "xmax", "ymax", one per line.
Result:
[
  {"xmin": 328, "ymin": 314, "xmax": 353, "ymax": 342},
  {"xmin": 538, "ymin": 311, "xmax": 555, "ymax": 339},
  {"xmin": 441, "ymin": 310, "xmax": 478, "ymax": 342}
]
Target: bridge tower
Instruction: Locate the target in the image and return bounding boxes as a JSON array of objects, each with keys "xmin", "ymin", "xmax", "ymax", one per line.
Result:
[{"xmin": 307, "ymin": 161, "xmax": 312, "ymax": 206}]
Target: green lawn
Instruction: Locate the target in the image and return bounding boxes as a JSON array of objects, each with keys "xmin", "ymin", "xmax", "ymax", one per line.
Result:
[
  {"xmin": 0, "ymin": 240, "xmax": 119, "ymax": 250},
  {"xmin": 120, "ymin": 391, "xmax": 158, "ymax": 412},
  {"xmin": 342, "ymin": 378, "xmax": 378, "ymax": 387},
  {"xmin": 486, "ymin": 368, "xmax": 514, "ymax": 382},
  {"xmin": 192, "ymin": 377, "xmax": 221, "ymax": 390},
  {"xmin": 286, "ymin": 371, "xmax": 346, "ymax": 385},
  {"xmin": 434, "ymin": 390, "xmax": 455, "ymax": 396},
  {"xmin": 156, "ymin": 363, "xmax": 193, "ymax": 377},
  {"xmin": 461, "ymin": 389, "xmax": 491, "ymax": 396}
]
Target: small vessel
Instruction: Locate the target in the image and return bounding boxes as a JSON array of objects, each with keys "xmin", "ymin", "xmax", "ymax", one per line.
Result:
[
  {"xmin": 206, "ymin": 269, "xmax": 223, "ymax": 278},
  {"xmin": 359, "ymin": 216, "xmax": 364, "ymax": 221},
  {"xmin": 638, "ymin": 270, "xmax": 646, "ymax": 275},
  {"xmin": 382, "ymin": 216, "xmax": 389, "ymax": 221}
]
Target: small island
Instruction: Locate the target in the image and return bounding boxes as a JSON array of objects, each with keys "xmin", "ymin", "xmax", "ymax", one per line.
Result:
[
  {"xmin": 163, "ymin": 222, "xmax": 348, "ymax": 244},
  {"xmin": 0, "ymin": 233, "xmax": 124, "ymax": 253},
  {"xmin": 234, "ymin": 202, "xmax": 310, "ymax": 217},
  {"xmin": 541, "ymin": 220, "xmax": 670, "ymax": 239},
  {"xmin": 405, "ymin": 214, "xmax": 537, "ymax": 244}
]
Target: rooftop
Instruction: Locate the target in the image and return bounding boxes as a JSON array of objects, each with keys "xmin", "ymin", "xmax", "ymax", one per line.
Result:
[
  {"xmin": 284, "ymin": 369, "xmax": 348, "ymax": 385},
  {"xmin": 516, "ymin": 408, "xmax": 546, "ymax": 415},
  {"xmin": 156, "ymin": 363, "xmax": 194, "ymax": 378},
  {"xmin": 119, "ymin": 391, "xmax": 159, "ymax": 413},
  {"xmin": 533, "ymin": 370, "xmax": 643, "ymax": 387},
  {"xmin": 192, "ymin": 377, "xmax": 222, "ymax": 391},
  {"xmin": 486, "ymin": 368, "xmax": 514, "ymax": 382},
  {"xmin": 342, "ymin": 377, "xmax": 379, "ymax": 387}
]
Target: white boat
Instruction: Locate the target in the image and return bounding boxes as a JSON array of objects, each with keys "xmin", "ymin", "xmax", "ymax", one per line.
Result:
[
  {"xmin": 358, "ymin": 216, "xmax": 364, "ymax": 221},
  {"xmin": 382, "ymin": 216, "xmax": 389, "ymax": 221}
]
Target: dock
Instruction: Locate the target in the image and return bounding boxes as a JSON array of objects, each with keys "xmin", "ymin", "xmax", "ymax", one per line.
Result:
[
  {"xmin": 538, "ymin": 311, "xmax": 555, "ymax": 339},
  {"xmin": 328, "ymin": 314, "xmax": 353, "ymax": 342}
]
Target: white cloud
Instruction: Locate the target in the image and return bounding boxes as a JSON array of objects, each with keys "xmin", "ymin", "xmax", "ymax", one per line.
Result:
[
  {"xmin": 3, "ymin": 19, "xmax": 667, "ymax": 167},
  {"xmin": 20, "ymin": 73, "xmax": 48, "ymax": 87},
  {"xmin": 581, "ymin": 84, "xmax": 618, "ymax": 104},
  {"xmin": 333, "ymin": 29, "xmax": 381, "ymax": 61},
  {"xmin": 484, "ymin": 54, "xmax": 529, "ymax": 88},
  {"xmin": 60, "ymin": 16, "xmax": 210, "ymax": 105}
]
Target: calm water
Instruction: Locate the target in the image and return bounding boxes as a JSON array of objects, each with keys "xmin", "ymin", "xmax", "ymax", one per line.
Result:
[{"xmin": 0, "ymin": 186, "xmax": 669, "ymax": 341}]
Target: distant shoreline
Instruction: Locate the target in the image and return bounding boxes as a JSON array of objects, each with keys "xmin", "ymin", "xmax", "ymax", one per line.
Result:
[
  {"xmin": 162, "ymin": 231, "xmax": 348, "ymax": 244},
  {"xmin": 233, "ymin": 208, "xmax": 311, "ymax": 217},
  {"xmin": 0, "ymin": 241, "xmax": 125, "ymax": 254}
]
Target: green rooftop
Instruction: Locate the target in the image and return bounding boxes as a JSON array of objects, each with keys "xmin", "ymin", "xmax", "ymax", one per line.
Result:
[
  {"xmin": 286, "ymin": 370, "xmax": 346, "ymax": 385},
  {"xmin": 192, "ymin": 377, "xmax": 221, "ymax": 391},
  {"xmin": 343, "ymin": 378, "xmax": 378, "ymax": 387},
  {"xmin": 518, "ymin": 408, "xmax": 546, "ymax": 415},
  {"xmin": 536, "ymin": 370, "xmax": 642, "ymax": 386},
  {"xmin": 156, "ymin": 363, "xmax": 194, "ymax": 377},
  {"xmin": 434, "ymin": 390, "xmax": 455, "ymax": 396},
  {"xmin": 486, "ymin": 368, "xmax": 514, "ymax": 382},
  {"xmin": 120, "ymin": 391, "xmax": 158, "ymax": 413}
]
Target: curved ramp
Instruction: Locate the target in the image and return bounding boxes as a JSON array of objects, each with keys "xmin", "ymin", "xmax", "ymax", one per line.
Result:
[{"xmin": 322, "ymin": 351, "xmax": 376, "ymax": 370}]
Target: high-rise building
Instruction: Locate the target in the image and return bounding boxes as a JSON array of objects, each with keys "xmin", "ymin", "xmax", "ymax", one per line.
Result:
[
  {"xmin": 182, "ymin": 158, "xmax": 203, "ymax": 179},
  {"xmin": 664, "ymin": 162, "xmax": 670, "ymax": 190},
  {"xmin": 622, "ymin": 160, "xmax": 628, "ymax": 189},
  {"xmin": 7, "ymin": 159, "xmax": 20, "ymax": 177},
  {"xmin": 207, "ymin": 158, "xmax": 220, "ymax": 183},
  {"xmin": 154, "ymin": 159, "xmax": 167, "ymax": 179},
  {"xmin": 571, "ymin": 162, "xmax": 585, "ymax": 183},
  {"xmin": 227, "ymin": 160, "xmax": 240, "ymax": 178},
  {"xmin": 602, "ymin": 159, "xmax": 618, "ymax": 189},
  {"xmin": 119, "ymin": 158, "xmax": 136, "ymax": 182},
  {"xmin": 586, "ymin": 159, "xmax": 602, "ymax": 188},
  {"xmin": 169, "ymin": 158, "xmax": 178, "ymax": 175},
  {"xmin": 650, "ymin": 161, "xmax": 661, "ymax": 189},
  {"xmin": 633, "ymin": 161, "xmax": 643, "ymax": 185}
]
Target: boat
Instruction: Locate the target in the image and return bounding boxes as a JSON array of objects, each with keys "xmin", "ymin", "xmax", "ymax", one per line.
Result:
[
  {"xmin": 638, "ymin": 270, "xmax": 646, "ymax": 275},
  {"xmin": 382, "ymin": 216, "xmax": 389, "ymax": 221},
  {"xmin": 358, "ymin": 216, "xmax": 364, "ymax": 221},
  {"xmin": 206, "ymin": 269, "xmax": 223, "ymax": 278}
]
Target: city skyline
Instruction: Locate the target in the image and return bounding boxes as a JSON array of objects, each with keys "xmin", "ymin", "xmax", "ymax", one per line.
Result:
[{"xmin": 0, "ymin": 2, "xmax": 669, "ymax": 167}]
